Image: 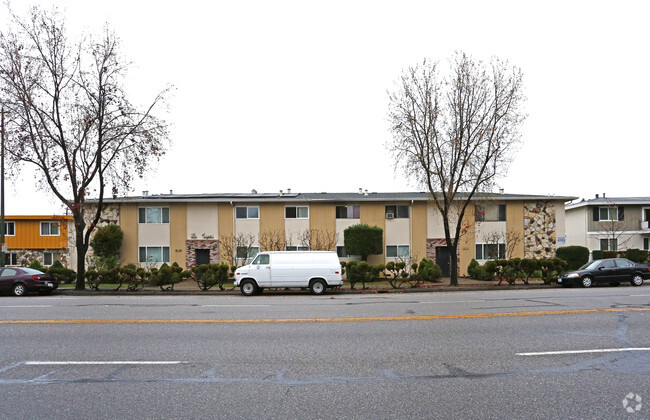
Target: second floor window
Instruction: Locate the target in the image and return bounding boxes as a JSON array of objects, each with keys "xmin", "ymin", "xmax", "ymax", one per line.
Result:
[
  {"xmin": 236, "ymin": 206, "xmax": 259, "ymax": 219},
  {"xmin": 3, "ymin": 222, "xmax": 15, "ymax": 236},
  {"xmin": 595, "ymin": 207, "xmax": 622, "ymax": 222},
  {"xmin": 336, "ymin": 205, "xmax": 360, "ymax": 219},
  {"xmin": 41, "ymin": 222, "xmax": 60, "ymax": 236},
  {"xmin": 139, "ymin": 207, "xmax": 170, "ymax": 224},
  {"xmin": 475, "ymin": 204, "xmax": 506, "ymax": 222},
  {"xmin": 385, "ymin": 205, "xmax": 409, "ymax": 219},
  {"xmin": 285, "ymin": 206, "xmax": 309, "ymax": 219}
]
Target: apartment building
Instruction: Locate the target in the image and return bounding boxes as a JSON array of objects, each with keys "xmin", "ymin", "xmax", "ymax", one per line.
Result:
[
  {"xmin": 565, "ymin": 195, "xmax": 650, "ymax": 252},
  {"xmin": 97, "ymin": 191, "xmax": 573, "ymax": 277},
  {"xmin": 2, "ymin": 215, "xmax": 74, "ymax": 267}
]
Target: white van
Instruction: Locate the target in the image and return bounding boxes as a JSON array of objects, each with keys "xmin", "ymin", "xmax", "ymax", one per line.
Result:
[{"xmin": 234, "ymin": 251, "xmax": 343, "ymax": 296}]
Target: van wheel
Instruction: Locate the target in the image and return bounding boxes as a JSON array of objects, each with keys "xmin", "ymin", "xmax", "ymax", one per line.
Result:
[
  {"xmin": 310, "ymin": 279, "xmax": 326, "ymax": 295},
  {"xmin": 240, "ymin": 280, "xmax": 258, "ymax": 296}
]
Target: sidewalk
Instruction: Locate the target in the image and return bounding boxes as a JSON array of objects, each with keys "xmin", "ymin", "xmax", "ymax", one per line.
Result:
[{"xmin": 58, "ymin": 277, "xmax": 553, "ymax": 295}]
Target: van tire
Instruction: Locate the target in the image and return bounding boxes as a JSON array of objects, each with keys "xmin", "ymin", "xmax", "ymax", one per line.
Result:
[
  {"xmin": 240, "ymin": 280, "xmax": 258, "ymax": 296},
  {"xmin": 310, "ymin": 279, "xmax": 327, "ymax": 295}
]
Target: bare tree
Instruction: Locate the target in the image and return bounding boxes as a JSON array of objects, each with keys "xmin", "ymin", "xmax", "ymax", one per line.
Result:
[
  {"xmin": 596, "ymin": 200, "xmax": 631, "ymax": 251},
  {"xmin": 481, "ymin": 230, "xmax": 521, "ymax": 259},
  {"xmin": 259, "ymin": 230, "xmax": 287, "ymax": 251},
  {"xmin": 388, "ymin": 52, "xmax": 525, "ymax": 285},
  {"xmin": 0, "ymin": 7, "xmax": 170, "ymax": 289},
  {"xmin": 299, "ymin": 228, "xmax": 338, "ymax": 251},
  {"xmin": 219, "ymin": 233, "xmax": 257, "ymax": 267}
]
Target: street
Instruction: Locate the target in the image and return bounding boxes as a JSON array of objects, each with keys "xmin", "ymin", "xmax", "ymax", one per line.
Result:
[{"xmin": 0, "ymin": 287, "xmax": 649, "ymax": 419}]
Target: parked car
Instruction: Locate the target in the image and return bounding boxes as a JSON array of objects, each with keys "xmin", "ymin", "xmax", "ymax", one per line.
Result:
[
  {"xmin": 0, "ymin": 267, "xmax": 59, "ymax": 296},
  {"xmin": 557, "ymin": 258, "xmax": 650, "ymax": 288}
]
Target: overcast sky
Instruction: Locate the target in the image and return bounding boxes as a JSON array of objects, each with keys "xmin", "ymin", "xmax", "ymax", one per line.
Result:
[{"xmin": 2, "ymin": 0, "xmax": 649, "ymax": 215}]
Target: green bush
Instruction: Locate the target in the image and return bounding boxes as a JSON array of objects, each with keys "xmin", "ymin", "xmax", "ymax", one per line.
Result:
[
  {"xmin": 520, "ymin": 259, "xmax": 539, "ymax": 283},
  {"xmin": 29, "ymin": 259, "xmax": 45, "ymax": 271},
  {"xmin": 84, "ymin": 269, "xmax": 100, "ymax": 290},
  {"xmin": 385, "ymin": 261, "xmax": 408, "ymax": 288},
  {"xmin": 90, "ymin": 224, "xmax": 124, "ymax": 270},
  {"xmin": 556, "ymin": 246, "xmax": 589, "ymax": 270},
  {"xmin": 192, "ymin": 263, "xmax": 229, "ymax": 291},
  {"xmin": 592, "ymin": 250, "xmax": 605, "ymax": 260},
  {"xmin": 46, "ymin": 260, "xmax": 76, "ymax": 284},
  {"xmin": 343, "ymin": 224, "xmax": 383, "ymax": 261},
  {"xmin": 625, "ymin": 249, "xmax": 642, "ymax": 263},
  {"xmin": 538, "ymin": 258, "xmax": 567, "ymax": 284}
]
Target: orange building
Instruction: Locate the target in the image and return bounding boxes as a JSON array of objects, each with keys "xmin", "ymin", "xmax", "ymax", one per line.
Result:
[{"xmin": 2, "ymin": 215, "xmax": 73, "ymax": 267}]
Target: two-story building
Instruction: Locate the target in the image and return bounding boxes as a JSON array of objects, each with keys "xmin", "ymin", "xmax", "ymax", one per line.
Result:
[
  {"xmin": 95, "ymin": 191, "xmax": 574, "ymax": 277},
  {"xmin": 565, "ymin": 195, "xmax": 650, "ymax": 252},
  {"xmin": 2, "ymin": 215, "xmax": 74, "ymax": 267}
]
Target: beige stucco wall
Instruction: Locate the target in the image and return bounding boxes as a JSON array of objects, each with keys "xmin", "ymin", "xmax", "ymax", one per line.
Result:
[
  {"xmin": 565, "ymin": 207, "xmax": 588, "ymax": 247},
  {"xmin": 187, "ymin": 203, "xmax": 218, "ymax": 239},
  {"xmin": 385, "ymin": 218, "xmax": 410, "ymax": 248},
  {"xmin": 336, "ymin": 219, "xmax": 359, "ymax": 246}
]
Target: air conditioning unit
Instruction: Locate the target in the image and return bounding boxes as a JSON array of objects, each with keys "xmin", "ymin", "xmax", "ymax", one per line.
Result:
[{"xmin": 386, "ymin": 213, "xmax": 395, "ymax": 219}]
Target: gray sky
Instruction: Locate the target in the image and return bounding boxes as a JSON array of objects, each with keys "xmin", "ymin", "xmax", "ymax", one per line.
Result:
[{"xmin": 3, "ymin": 0, "xmax": 649, "ymax": 215}]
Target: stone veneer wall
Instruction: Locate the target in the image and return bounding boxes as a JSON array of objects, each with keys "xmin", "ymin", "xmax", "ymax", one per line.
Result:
[
  {"xmin": 8, "ymin": 249, "xmax": 70, "ymax": 267},
  {"xmin": 185, "ymin": 240, "xmax": 220, "ymax": 269},
  {"xmin": 426, "ymin": 238, "xmax": 460, "ymax": 276},
  {"xmin": 524, "ymin": 201, "xmax": 557, "ymax": 259}
]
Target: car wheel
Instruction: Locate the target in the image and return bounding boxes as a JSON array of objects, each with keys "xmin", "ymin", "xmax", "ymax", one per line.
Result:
[
  {"xmin": 631, "ymin": 274, "xmax": 644, "ymax": 287},
  {"xmin": 240, "ymin": 280, "xmax": 258, "ymax": 296},
  {"xmin": 581, "ymin": 276, "xmax": 593, "ymax": 288},
  {"xmin": 310, "ymin": 279, "xmax": 326, "ymax": 295},
  {"xmin": 12, "ymin": 283, "xmax": 26, "ymax": 296}
]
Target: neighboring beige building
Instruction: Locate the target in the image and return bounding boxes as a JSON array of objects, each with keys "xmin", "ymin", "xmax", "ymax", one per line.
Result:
[
  {"xmin": 95, "ymin": 191, "xmax": 574, "ymax": 277},
  {"xmin": 565, "ymin": 195, "xmax": 650, "ymax": 252}
]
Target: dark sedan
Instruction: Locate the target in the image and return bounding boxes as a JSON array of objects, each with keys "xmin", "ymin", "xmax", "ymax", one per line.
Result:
[
  {"xmin": 0, "ymin": 267, "xmax": 59, "ymax": 296},
  {"xmin": 557, "ymin": 258, "xmax": 650, "ymax": 288}
]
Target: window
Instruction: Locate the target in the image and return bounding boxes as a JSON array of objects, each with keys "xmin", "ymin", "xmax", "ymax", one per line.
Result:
[
  {"xmin": 235, "ymin": 206, "xmax": 259, "ymax": 219},
  {"xmin": 644, "ymin": 238, "xmax": 649, "ymax": 250},
  {"xmin": 285, "ymin": 206, "xmax": 309, "ymax": 219},
  {"xmin": 600, "ymin": 238, "xmax": 617, "ymax": 251},
  {"xmin": 40, "ymin": 222, "xmax": 60, "ymax": 236},
  {"xmin": 386, "ymin": 245, "xmax": 410, "ymax": 258},
  {"xmin": 594, "ymin": 206, "xmax": 623, "ymax": 222},
  {"xmin": 385, "ymin": 205, "xmax": 409, "ymax": 218},
  {"xmin": 4, "ymin": 253, "xmax": 17, "ymax": 266},
  {"xmin": 236, "ymin": 246, "xmax": 259, "ymax": 259},
  {"xmin": 475, "ymin": 243, "xmax": 506, "ymax": 260},
  {"xmin": 475, "ymin": 204, "xmax": 506, "ymax": 222},
  {"xmin": 138, "ymin": 207, "xmax": 170, "ymax": 224},
  {"xmin": 337, "ymin": 246, "xmax": 347, "ymax": 258},
  {"xmin": 336, "ymin": 205, "xmax": 360, "ymax": 219},
  {"xmin": 3, "ymin": 222, "xmax": 15, "ymax": 236},
  {"xmin": 252, "ymin": 254, "xmax": 269, "ymax": 265},
  {"xmin": 43, "ymin": 252, "xmax": 55, "ymax": 266},
  {"xmin": 138, "ymin": 246, "xmax": 171, "ymax": 263},
  {"xmin": 286, "ymin": 245, "xmax": 309, "ymax": 251}
]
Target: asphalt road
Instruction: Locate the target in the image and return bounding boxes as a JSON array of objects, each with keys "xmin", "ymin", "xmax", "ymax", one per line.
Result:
[{"xmin": 0, "ymin": 287, "xmax": 649, "ymax": 419}]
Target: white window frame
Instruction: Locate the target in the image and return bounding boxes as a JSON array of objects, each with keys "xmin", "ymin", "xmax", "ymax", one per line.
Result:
[
  {"xmin": 385, "ymin": 205, "xmax": 409, "ymax": 219},
  {"xmin": 598, "ymin": 207, "xmax": 618, "ymax": 222},
  {"xmin": 285, "ymin": 245, "xmax": 310, "ymax": 251},
  {"xmin": 138, "ymin": 246, "xmax": 171, "ymax": 263},
  {"xmin": 236, "ymin": 246, "xmax": 259, "ymax": 259},
  {"xmin": 40, "ymin": 221, "xmax": 60, "ymax": 236},
  {"xmin": 285, "ymin": 206, "xmax": 309, "ymax": 219},
  {"xmin": 599, "ymin": 238, "xmax": 617, "ymax": 251},
  {"xmin": 3, "ymin": 222, "xmax": 15, "ymax": 236},
  {"xmin": 386, "ymin": 245, "xmax": 410, "ymax": 258},
  {"xmin": 5, "ymin": 252, "xmax": 17, "ymax": 266},
  {"xmin": 43, "ymin": 252, "xmax": 54, "ymax": 266},
  {"xmin": 138, "ymin": 207, "xmax": 170, "ymax": 224},
  {"xmin": 235, "ymin": 206, "xmax": 260, "ymax": 220},
  {"xmin": 475, "ymin": 243, "xmax": 507, "ymax": 260}
]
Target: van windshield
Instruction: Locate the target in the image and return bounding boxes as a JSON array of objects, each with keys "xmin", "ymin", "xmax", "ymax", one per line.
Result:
[{"xmin": 252, "ymin": 254, "xmax": 270, "ymax": 265}]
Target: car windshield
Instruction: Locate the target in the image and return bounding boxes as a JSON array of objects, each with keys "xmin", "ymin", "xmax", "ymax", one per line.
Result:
[
  {"xmin": 579, "ymin": 261, "xmax": 602, "ymax": 270},
  {"xmin": 21, "ymin": 268, "xmax": 44, "ymax": 275}
]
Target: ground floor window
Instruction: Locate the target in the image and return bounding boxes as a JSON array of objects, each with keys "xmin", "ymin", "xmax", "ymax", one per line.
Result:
[
  {"xmin": 475, "ymin": 243, "xmax": 506, "ymax": 260},
  {"xmin": 386, "ymin": 245, "xmax": 410, "ymax": 258},
  {"xmin": 286, "ymin": 246, "xmax": 309, "ymax": 251},
  {"xmin": 236, "ymin": 246, "xmax": 259, "ymax": 260},
  {"xmin": 644, "ymin": 237, "xmax": 649, "ymax": 251},
  {"xmin": 43, "ymin": 252, "xmax": 54, "ymax": 266},
  {"xmin": 4, "ymin": 253, "xmax": 17, "ymax": 266},
  {"xmin": 599, "ymin": 238, "xmax": 617, "ymax": 251},
  {"xmin": 139, "ymin": 246, "xmax": 170, "ymax": 263}
]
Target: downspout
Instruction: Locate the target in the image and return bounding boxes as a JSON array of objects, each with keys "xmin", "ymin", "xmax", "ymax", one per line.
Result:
[{"xmin": 410, "ymin": 200, "xmax": 414, "ymax": 260}]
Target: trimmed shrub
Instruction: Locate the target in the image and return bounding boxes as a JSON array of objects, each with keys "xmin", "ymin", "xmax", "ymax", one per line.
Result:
[
  {"xmin": 556, "ymin": 246, "xmax": 589, "ymax": 270},
  {"xmin": 192, "ymin": 263, "xmax": 229, "ymax": 291},
  {"xmin": 343, "ymin": 224, "xmax": 383, "ymax": 261},
  {"xmin": 592, "ymin": 250, "xmax": 605, "ymax": 260},
  {"xmin": 29, "ymin": 259, "xmax": 45, "ymax": 271},
  {"xmin": 625, "ymin": 249, "xmax": 642, "ymax": 263},
  {"xmin": 47, "ymin": 260, "xmax": 76, "ymax": 284}
]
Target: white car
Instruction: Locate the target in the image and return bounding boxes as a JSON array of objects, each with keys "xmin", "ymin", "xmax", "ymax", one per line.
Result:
[{"xmin": 234, "ymin": 251, "xmax": 343, "ymax": 296}]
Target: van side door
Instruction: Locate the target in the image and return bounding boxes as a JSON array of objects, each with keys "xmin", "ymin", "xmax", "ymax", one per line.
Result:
[{"xmin": 251, "ymin": 254, "xmax": 271, "ymax": 287}]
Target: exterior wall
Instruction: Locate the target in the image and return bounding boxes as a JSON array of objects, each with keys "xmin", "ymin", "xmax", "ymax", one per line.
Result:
[
  {"xmin": 217, "ymin": 204, "xmax": 234, "ymax": 239},
  {"xmin": 170, "ymin": 203, "xmax": 187, "ymax": 267},
  {"xmin": 4, "ymin": 216, "xmax": 73, "ymax": 268},
  {"xmin": 260, "ymin": 203, "xmax": 285, "ymax": 249},
  {"xmin": 458, "ymin": 208, "xmax": 475, "ymax": 277},
  {"xmin": 120, "ymin": 204, "xmax": 138, "ymax": 266},
  {"xmin": 565, "ymin": 207, "xmax": 588, "ymax": 247},
  {"xmin": 524, "ymin": 201, "xmax": 557, "ymax": 258},
  {"xmin": 360, "ymin": 203, "xmax": 385, "ymax": 265},
  {"xmin": 187, "ymin": 203, "xmax": 218, "ymax": 239},
  {"xmin": 506, "ymin": 202, "xmax": 524, "ymax": 259},
  {"xmin": 411, "ymin": 202, "xmax": 427, "ymax": 261},
  {"xmin": 185, "ymin": 239, "xmax": 219, "ymax": 268}
]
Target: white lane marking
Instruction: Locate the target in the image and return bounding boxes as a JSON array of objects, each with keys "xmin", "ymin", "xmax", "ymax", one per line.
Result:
[
  {"xmin": 516, "ymin": 347, "xmax": 650, "ymax": 356},
  {"xmin": 25, "ymin": 361, "xmax": 186, "ymax": 365},
  {"xmin": 0, "ymin": 305, "xmax": 54, "ymax": 308},
  {"xmin": 419, "ymin": 300, "xmax": 485, "ymax": 304}
]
